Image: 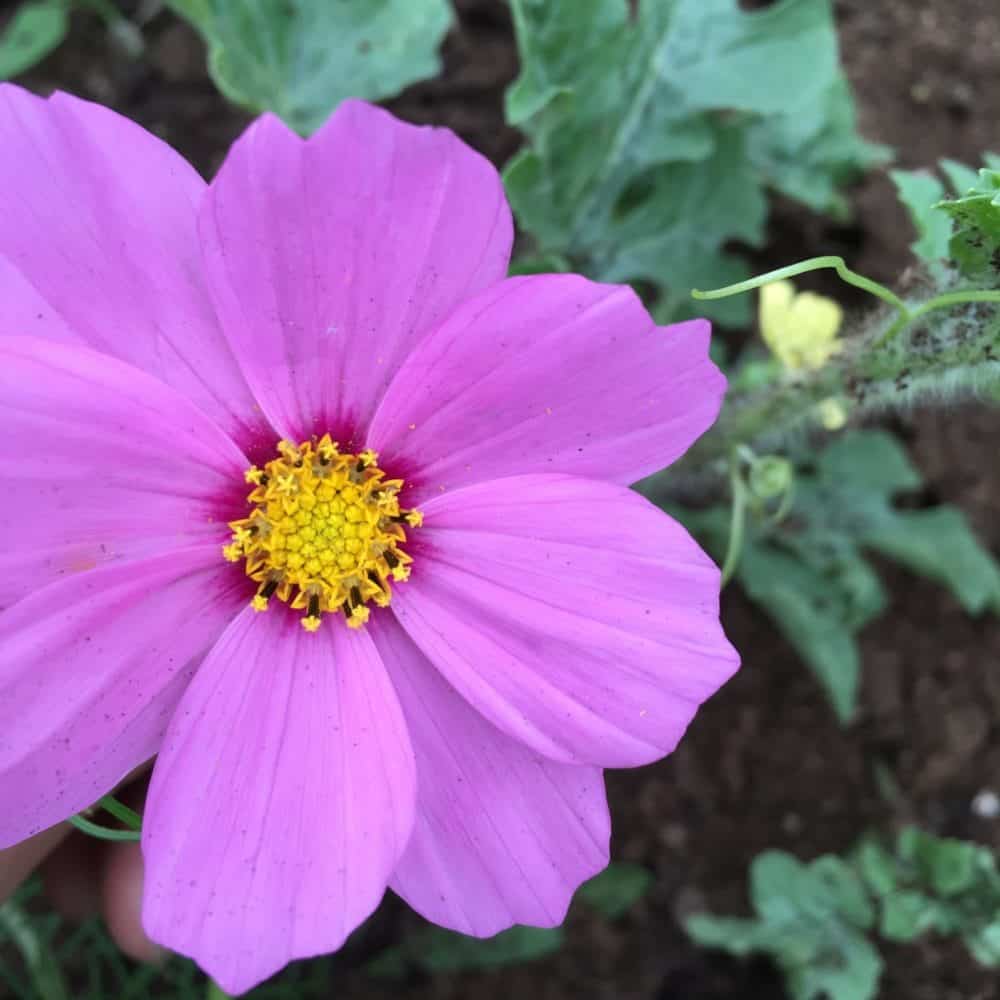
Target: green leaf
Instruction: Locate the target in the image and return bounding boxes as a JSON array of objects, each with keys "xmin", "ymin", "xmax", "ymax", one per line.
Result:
[
  {"xmin": 786, "ymin": 934, "xmax": 883, "ymax": 1000},
  {"xmin": 862, "ymin": 506, "xmax": 1000, "ymax": 615},
  {"xmin": 421, "ymin": 925, "xmax": 565, "ymax": 973},
  {"xmin": 505, "ymin": 0, "xmax": 874, "ymax": 323},
  {"xmin": 165, "ymin": 0, "xmax": 452, "ymax": 134},
  {"xmin": 965, "ymin": 922, "xmax": 1000, "ymax": 966},
  {"xmin": 816, "ymin": 429, "xmax": 922, "ymax": 494},
  {"xmin": 809, "ymin": 856, "xmax": 876, "ymax": 930},
  {"xmin": 890, "ymin": 169, "xmax": 952, "ymax": 266},
  {"xmin": 855, "ymin": 839, "xmax": 897, "ymax": 897},
  {"xmin": 937, "ymin": 166, "xmax": 1000, "ymax": 279},
  {"xmin": 940, "ymin": 158, "xmax": 982, "ymax": 196},
  {"xmin": 736, "ymin": 544, "xmax": 868, "ymax": 722},
  {"xmin": 0, "ymin": 0, "xmax": 68, "ymax": 79},
  {"xmin": 880, "ymin": 890, "xmax": 939, "ymax": 941},
  {"xmin": 577, "ymin": 862, "xmax": 653, "ymax": 918},
  {"xmin": 507, "ymin": 252, "xmax": 572, "ymax": 277},
  {"xmin": 369, "ymin": 924, "xmax": 564, "ymax": 978},
  {"xmin": 686, "ymin": 850, "xmax": 883, "ymax": 1000},
  {"xmin": 898, "ymin": 828, "xmax": 982, "ymax": 896},
  {"xmin": 750, "ymin": 77, "xmax": 890, "ymax": 218},
  {"xmin": 685, "ymin": 914, "xmax": 802, "ymax": 958},
  {"xmin": 0, "ymin": 898, "xmax": 69, "ymax": 1000}
]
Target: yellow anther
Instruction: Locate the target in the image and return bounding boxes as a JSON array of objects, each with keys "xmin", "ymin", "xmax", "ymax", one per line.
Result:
[
  {"xmin": 275, "ymin": 474, "xmax": 297, "ymax": 496},
  {"xmin": 224, "ymin": 437, "xmax": 421, "ymax": 632},
  {"xmin": 346, "ymin": 605, "xmax": 371, "ymax": 629}
]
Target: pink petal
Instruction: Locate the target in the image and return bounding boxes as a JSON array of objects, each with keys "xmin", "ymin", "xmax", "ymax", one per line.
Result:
[
  {"xmin": 198, "ymin": 100, "xmax": 512, "ymax": 442},
  {"xmin": 142, "ymin": 608, "xmax": 416, "ymax": 995},
  {"xmin": 0, "ymin": 337, "xmax": 247, "ymax": 609},
  {"xmin": 392, "ymin": 474, "xmax": 739, "ymax": 768},
  {"xmin": 368, "ymin": 275, "xmax": 725, "ymax": 503},
  {"xmin": 0, "ymin": 85, "xmax": 261, "ymax": 440},
  {"xmin": 0, "ymin": 547, "xmax": 243, "ymax": 848},
  {"xmin": 370, "ymin": 613, "xmax": 610, "ymax": 936}
]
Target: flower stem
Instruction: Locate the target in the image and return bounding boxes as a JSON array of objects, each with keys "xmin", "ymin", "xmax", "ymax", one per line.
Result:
[
  {"xmin": 874, "ymin": 288, "xmax": 1000, "ymax": 346},
  {"xmin": 720, "ymin": 462, "xmax": 749, "ymax": 587},
  {"xmin": 692, "ymin": 255, "xmax": 909, "ymax": 314}
]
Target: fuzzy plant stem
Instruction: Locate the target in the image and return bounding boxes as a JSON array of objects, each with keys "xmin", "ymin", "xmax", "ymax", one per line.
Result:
[{"xmin": 678, "ymin": 263, "xmax": 1000, "ymax": 479}]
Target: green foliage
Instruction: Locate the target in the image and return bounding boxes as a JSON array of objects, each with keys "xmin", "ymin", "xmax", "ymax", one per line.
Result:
[
  {"xmin": 368, "ymin": 862, "xmax": 653, "ymax": 979},
  {"xmin": 367, "ymin": 924, "xmax": 564, "ymax": 980},
  {"xmin": 939, "ymin": 167, "xmax": 1000, "ymax": 280},
  {"xmin": 687, "ymin": 831, "xmax": 1000, "ymax": 1000},
  {"xmin": 686, "ymin": 851, "xmax": 882, "ymax": 1000},
  {"xmin": 892, "ymin": 155, "xmax": 1000, "ymax": 281},
  {"xmin": 889, "ymin": 169, "xmax": 952, "ymax": 268},
  {"xmin": 165, "ymin": 0, "xmax": 452, "ymax": 134},
  {"xmin": 504, "ymin": 0, "xmax": 886, "ymax": 324},
  {"xmin": 2, "ymin": 864, "xmax": 653, "ymax": 994},
  {"xmin": 0, "ymin": 1, "xmax": 68, "ymax": 79},
  {"xmin": 0, "ymin": 881, "xmax": 344, "ymax": 1000},
  {"xmin": 858, "ymin": 829, "xmax": 1000, "ymax": 963},
  {"xmin": 678, "ymin": 430, "xmax": 1000, "ymax": 722},
  {"xmin": 576, "ymin": 861, "xmax": 653, "ymax": 918}
]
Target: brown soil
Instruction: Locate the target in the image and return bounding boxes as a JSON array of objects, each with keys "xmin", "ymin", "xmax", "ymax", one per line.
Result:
[{"xmin": 7, "ymin": 0, "xmax": 1000, "ymax": 998}]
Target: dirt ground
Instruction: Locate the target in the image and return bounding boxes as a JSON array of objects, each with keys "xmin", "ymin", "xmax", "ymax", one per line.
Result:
[{"xmin": 9, "ymin": 0, "xmax": 1000, "ymax": 997}]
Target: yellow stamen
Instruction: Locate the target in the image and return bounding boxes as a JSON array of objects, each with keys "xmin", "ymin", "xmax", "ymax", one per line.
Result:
[{"xmin": 224, "ymin": 434, "xmax": 420, "ymax": 632}]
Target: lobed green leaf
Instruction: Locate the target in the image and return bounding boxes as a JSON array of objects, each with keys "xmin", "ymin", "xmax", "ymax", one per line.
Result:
[{"xmin": 165, "ymin": 0, "xmax": 452, "ymax": 134}]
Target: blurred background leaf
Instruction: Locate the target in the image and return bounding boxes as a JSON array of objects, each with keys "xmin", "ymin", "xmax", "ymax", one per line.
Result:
[
  {"xmin": 687, "ymin": 850, "xmax": 883, "ymax": 1000},
  {"xmin": 503, "ymin": 0, "xmax": 888, "ymax": 325},
  {"xmin": 165, "ymin": 0, "xmax": 453, "ymax": 134},
  {"xmin": 0, "ymin": 1, "xmax": 68, "ymax": 79}
]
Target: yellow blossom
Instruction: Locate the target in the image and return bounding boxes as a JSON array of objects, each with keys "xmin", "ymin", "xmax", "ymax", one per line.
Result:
[{"xmin": 759, "ymin": 279, "xmax": 843, "ymax": 372}]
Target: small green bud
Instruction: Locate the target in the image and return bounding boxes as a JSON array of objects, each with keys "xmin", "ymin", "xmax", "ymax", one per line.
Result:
[{"xmin": 748, "ymin": 455, "xmax": 793, "ymax": 500}]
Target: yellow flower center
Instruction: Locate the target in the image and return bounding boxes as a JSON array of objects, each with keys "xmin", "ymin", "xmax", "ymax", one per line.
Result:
[{"xmin": 223, "ymin": 434, "xmax": 421, "ymax": 632}]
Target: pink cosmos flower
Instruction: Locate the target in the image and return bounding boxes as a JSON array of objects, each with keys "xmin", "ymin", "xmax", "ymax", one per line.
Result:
[{"xmin": 0, "ymin": 84, "xmax": 738, "ymax": 993}]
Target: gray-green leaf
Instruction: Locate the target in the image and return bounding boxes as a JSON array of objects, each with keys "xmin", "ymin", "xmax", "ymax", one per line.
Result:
[
  {"xmin": 504, "ymin": 0, "xmax": 874, "ymax": 323},
  {"xmin": 166, "ymin": 0, "xmax": 452, "ymax": 134},
  {"xmin": 0, "ymin": 1, "xmax": 68, "ymax": 80}
]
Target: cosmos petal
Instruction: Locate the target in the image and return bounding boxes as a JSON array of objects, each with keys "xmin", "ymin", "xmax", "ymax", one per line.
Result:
[
  {"xmin": 392, "ymin": 474, "xmax": 739, "ymax": 768},
  {"xmin": 198, "ymin": 99, "xmax": 512, "ymax": 442},
  {"xmin": 368, "ymin": 275, "xmax": 725, "ymax": 503},
  {"xmin": 0, "ymin": 85, "xmax": 261, "ymax": 440},
  {"xmin": 371, "ymin": 613, "xmax": 610, "ymax": 936},
  {"xmin": 0, "ymin": 336, "xmax": 248, "ymax": 609},
  {"xmin": 142, "ymin": 608, "xmax": 416, "ymax": 995},
  {"xmin": 0, "ymin": 547, "xmax": 244, "ymax": 848}
]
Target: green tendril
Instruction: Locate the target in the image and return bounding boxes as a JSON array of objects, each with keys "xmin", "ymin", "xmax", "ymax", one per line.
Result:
[
  {"xmin": 692, "ymin": 256, "xmax": 1000, "ymax": 354},
  {"xmin": 97, "ymin": 794, "xmax": 142, "ymax": 831},
  {"xmin": 692, "ymin": 255, "xmax": 908, "ymax": 313},
  {"xmin": 68, "ymin": 794, "xmax": 143, "ymax": 842},
  {"xmin": 68, "ymin": 814, "xmax": 141, "ymax": 843}
]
